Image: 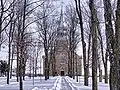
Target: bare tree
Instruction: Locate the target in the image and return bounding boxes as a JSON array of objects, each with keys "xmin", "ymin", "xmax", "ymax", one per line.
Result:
[
  {"xmin": 103, "ymin": 0, "xmax": 117, "ymax": 89},
  {"xmin": 7, "ymin": 7, "xmax": 15, "ymax": 84},
  {"xmin": 74, "ymin": 0, "xmax": 88, "ymax": 86},
  {"xmin": 98, "ymin": 24, "xmax": 108, "ymax": 83},
  {"xmin": 0, "ymin": 0, "xmax": 16, "ymax": 49},
  {"xmin": 89, "ymin": 0, "xmax": 98, "ymax": 90},
  {"xmin": 115, "ymin": 0, "xmax": 120, "ymax": 89},
  {"xmin": 36, "ymin": 0, "xmax": 57, "ymax": 80},
  {"xmin": 64, "ymin": 5, "xmax": 80, "ymax": 79}
]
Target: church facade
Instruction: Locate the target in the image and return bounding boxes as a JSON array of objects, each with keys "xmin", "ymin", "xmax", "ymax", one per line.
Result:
[
  {"xmin": 43, "ymin": 6, "xmax": 82, "ymax": 76},
  {"xmin": 43, "ymin": 26, "xmax": 82, "ymax": 76}
]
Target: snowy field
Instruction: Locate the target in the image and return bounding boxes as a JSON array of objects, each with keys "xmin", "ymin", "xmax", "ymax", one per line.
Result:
[
  {"xmin": 67, "ymin": 76, "xmax": 109, "ymax": 90},
  {"xmin": 0, "ymin": 76, "xmax": 109, "ymax": 90}
]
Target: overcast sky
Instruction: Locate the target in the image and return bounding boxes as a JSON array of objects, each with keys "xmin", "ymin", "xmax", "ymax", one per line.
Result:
[{"xmin": 0, "ymin": 0, "xmax": 85, "ymax": 61}]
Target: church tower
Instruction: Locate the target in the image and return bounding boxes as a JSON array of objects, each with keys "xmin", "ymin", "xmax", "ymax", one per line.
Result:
[
  {"xmin": 55, "ymin": 3, "xmax": 69, "ymax": 75},
  {"xmin": 43, "ymin": 1, "xmax": 82, "ymax": 76}
]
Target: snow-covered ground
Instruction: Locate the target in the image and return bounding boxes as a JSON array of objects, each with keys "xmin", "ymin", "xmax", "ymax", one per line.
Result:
[
  {"xmin": 0, "ymin": 76, "xmax": 109, "ymax": 90},
  {"xmin": 0, "ymin": 76, "xmax": 59, "ymax": 90},
  {"xmin": 66, "ymin": 76, "xmax": 109, "ymax": 90}
]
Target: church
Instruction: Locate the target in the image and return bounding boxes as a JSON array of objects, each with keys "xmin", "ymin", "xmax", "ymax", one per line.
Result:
[
  {"xmin": 43, "ymin": 6, "xmax": 82, "ymax": 76},
  {"xmin": 43, "ymin": 22, "xmax": 82, "ymax": 76},
  {"xmin": 43, "ymin": 27, "xmax": 82, "ymax": 76}
]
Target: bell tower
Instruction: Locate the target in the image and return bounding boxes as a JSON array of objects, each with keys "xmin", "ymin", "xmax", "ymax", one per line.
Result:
[{"xmin": 55, "ymin": 2, "xmax": 69, "ymax": 75}]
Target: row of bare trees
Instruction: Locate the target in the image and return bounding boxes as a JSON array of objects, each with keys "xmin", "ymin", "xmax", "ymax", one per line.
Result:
[
  {"xmin": 36, "ymin": 0, "xmax": 120, "ymax": 90},
  {"xmin": 0, "ymin": 0, "xmax": 79, "ymax": 89},
  {"xmin": 1, "ymin": 0, "xmax": 120, "ymax": 90},
  {"xmin": 0, "ymin": 0, "xmax": 47, "ymax": 90},
  {"xmin": 73, "ymin": 0, "xmax": 120, "ymax": 90},
  {"xmin": 35, "ymin": 0, "xmax": 81, "ymax": 81}
]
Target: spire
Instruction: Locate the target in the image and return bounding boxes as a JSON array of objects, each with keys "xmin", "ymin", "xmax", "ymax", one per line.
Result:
[
  {"xmin": 57, "ymin": 0, "xmax": 66, "ymax": 38},
  {"xmin": 60, "ymin": 0, "xmax": 63, "ymax": 25},
  {"xmin": 57, "ymin": 0, "xmax": 64, "ymax": 30}
]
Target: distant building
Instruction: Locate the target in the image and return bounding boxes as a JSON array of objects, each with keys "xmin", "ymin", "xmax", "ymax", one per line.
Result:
[
  {"xmin": 43, "ymin": 26, "xmax": 82, "ymax": 76},
  {"xmin": 43, "ymin": 6, "xmax": 82, "ymax": 76}
]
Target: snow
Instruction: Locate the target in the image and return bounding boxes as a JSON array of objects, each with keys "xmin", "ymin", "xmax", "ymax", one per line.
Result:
[
  {"xmin": 32, "ymin": 87, "xmax": 39, "ymax": 90},
  {"xmin": 0, "ymin": 76, "xmax": 109, "ymax": 90},
  {"xmin": 51, "ymin": 76, "xmax": 61, "ymax": 90},
  {"xmin": 0, "ymin": 76, "xmax": 58, "ymax": 90},
  {"xmin": 66, "ymin": 76, "xmax": 109, "ymax": 90}
]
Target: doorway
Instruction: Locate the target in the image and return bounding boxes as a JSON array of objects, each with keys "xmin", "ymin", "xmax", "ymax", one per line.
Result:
[{"xmin": 61, "ymin": 71, "xmax": 64, "ymax": 76}]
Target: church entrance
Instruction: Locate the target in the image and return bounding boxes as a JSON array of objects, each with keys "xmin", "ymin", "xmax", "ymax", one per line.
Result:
[{"xmin": 60, "ymin": 71, "xmax": 64, "ymax": 76}]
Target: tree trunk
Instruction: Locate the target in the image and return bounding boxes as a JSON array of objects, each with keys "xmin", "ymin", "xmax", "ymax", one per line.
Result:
[
  {"xmin": 115, "ymin": 0, "xmax": 120, "ymax": 89},
  {"xmin": 98, "ymin": 62, "xmax": 102, "ymax": 82},
  {"xmin": 104, "ymin": 51, "xmax": 108, "ymax": 83},
  {"xmin": 16, "ymin": 21, "xmax": 20, "ymax": 82},
  {"xmin": 87, "ymin": 33, "xmax": 91, "ymax": 78},
  {"xmin": 19, "ymin": 48, "xmax": 23, "ymax": 90},
  {"xmin": 103, "ymin": 0, "xmax": 117, "ymax": 89},
  {"xmin": 109, "ymin": 65, "xmax": 116, "ymax": 90},
  {"xmin": 10, "ymin": 45, "xmax": 14, "ymax": 79},
  {"xmin": 35, "ymin": 49, "xmax": 39, "ymax": 77},
  {"xmin": 7, "ymin": 16, "xmax": 13, "ymax": 84},
  {"xmin": 51, "ymin": 46, "xmax": 55, "ymax": 76},
  {"xmin": 0, "ymin": 0, "xmax": 4, "ymax": 50},
  {"xmin": 76, "ymin": 55, "xmax": 78, "ymax": 82},
  {"xmin": 44, "ymin": 34, "xmax": 49, "ymax": 80},
  {"xmin": 97, "ymin": 18, "xmax": 108, "ymax": 83},
  {"xmin": 23, "ymin": 66, "xmax": 25, "ymax": 80},
  {"xmin": 16, "ymin": 40, "xmax": 19, "ymax": 82},
  {"xmin": 10, "ymin": 19, "xmax": 15, "ymax": 79},
  {"xmin": 69, "ymin": 29, "xmax": 72, "ymax": 78},
  {"xmin": 99, "ymin": 69, "xmax": 102, "ymax": 82},
  {"xmin": 29, "ymin": 55, "xmax": 32, "ymax": 79},
  {"xmin": 68, "ymin": 51, "xmax": 71, "ymax": 77},
  {"xmin": 72, "ymin": 50, "xmax": 75, "ymax": 79},
  {"xmin": 74, "ymin": 0, "xmax": 88, "ymax": 86},
  {"xmin": 7, "ymin": 32, "xmax": 11, "ymax": 84},
  {"xmin": 19, "ymin": 0, "xmax": 27, "ymax": 89},
  {"xmin": 89, "ymin": 0, "xmax": 98, "ymax": 90},
  {"xmin": 23, "ymin": 54, "xmax": 27, "ymax": 81},
  {"xmin": 53, "ymin": 43, "xmax": 56, "ymax": 76},
  {"xmin": 33, "ymin": 52, "xmax": 35, "ymax": 85}
]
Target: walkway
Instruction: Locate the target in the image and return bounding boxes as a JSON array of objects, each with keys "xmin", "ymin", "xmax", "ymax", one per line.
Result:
[
  {"xmin": 54, "ymin": 76, "xmax": 92, "ymax": 90},
  {"xmin": 61, "ymin": 77, "xmax": 77, "ymax": 90}
]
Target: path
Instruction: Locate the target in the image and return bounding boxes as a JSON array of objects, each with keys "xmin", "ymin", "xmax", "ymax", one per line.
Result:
[{"xmin": 61, "ymin": 76, "xmax": 77, "ymax": 90}]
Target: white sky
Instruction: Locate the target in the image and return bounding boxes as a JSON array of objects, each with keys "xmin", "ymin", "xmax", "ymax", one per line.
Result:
[{"xmin": 0, "ymin": 0, "xmax": 84, "ymax": 63}]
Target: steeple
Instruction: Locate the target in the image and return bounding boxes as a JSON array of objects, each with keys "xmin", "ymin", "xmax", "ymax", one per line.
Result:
[
  {"xmin": 57, "ymin": 0, "xmax": 64, "ymax": 30},
  {"xmin": 60, "ymin": 0, "xmax": 63, "ymax": 27},
  {"xmin": 56, "ymin": 0, "xmax": 67, "ymax": 40}
]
